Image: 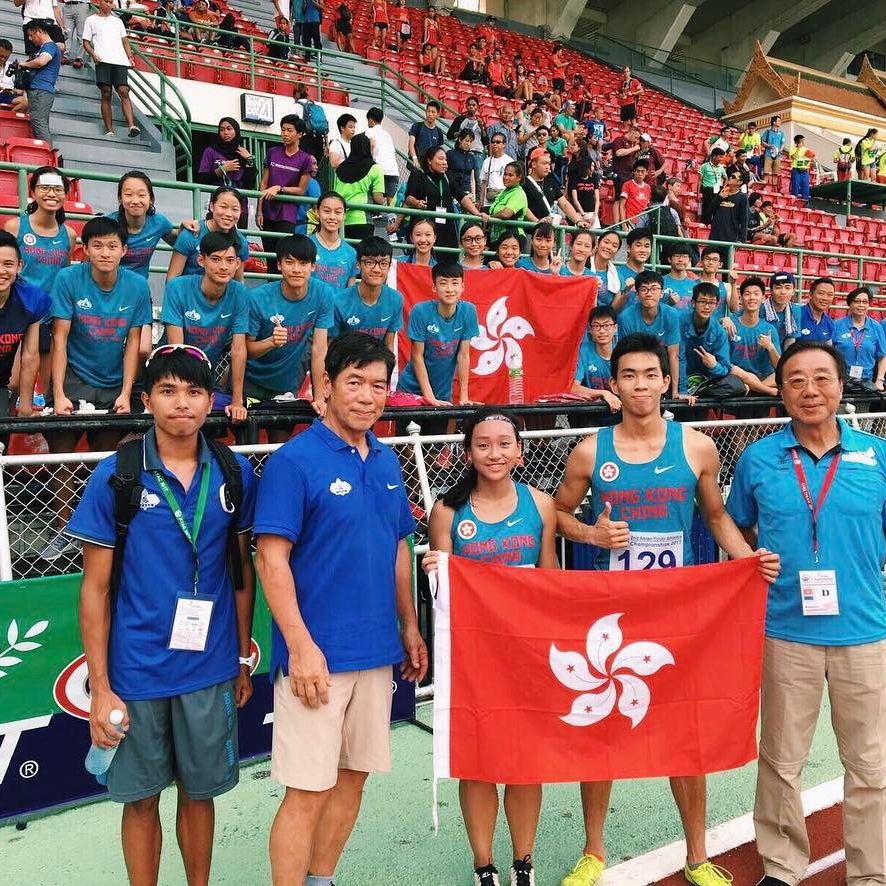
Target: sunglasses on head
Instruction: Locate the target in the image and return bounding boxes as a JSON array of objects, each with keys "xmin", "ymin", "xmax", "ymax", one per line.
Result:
[{"xmin": 146, "ymin": 344, "xmax": 212, "ymax": 368}]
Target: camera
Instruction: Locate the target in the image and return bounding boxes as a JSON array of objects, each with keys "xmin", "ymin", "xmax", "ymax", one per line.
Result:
[{"xmin": 8, "ymin": 59, "xmax": 32, "ymax": 91}]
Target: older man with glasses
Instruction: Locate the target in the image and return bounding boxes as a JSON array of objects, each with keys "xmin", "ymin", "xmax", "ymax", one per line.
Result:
[
  {"xmin": 479, "ymin": 133, "xmax": 515, "ymax": 209},
  {"xmin": 728, "ymin": 340, "xmax": 886, "ymax": 886}
]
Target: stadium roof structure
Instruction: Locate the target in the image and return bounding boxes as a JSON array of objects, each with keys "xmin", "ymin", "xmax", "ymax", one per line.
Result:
[{"xmin": 809, "ymin": 180, "xmax": 886, "ymax": 218}]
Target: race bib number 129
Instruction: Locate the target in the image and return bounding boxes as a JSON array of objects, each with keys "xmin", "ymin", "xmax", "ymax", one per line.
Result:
[{"xmin": 609, "ymin": 531, "xmax": 684, "ymax": 571}]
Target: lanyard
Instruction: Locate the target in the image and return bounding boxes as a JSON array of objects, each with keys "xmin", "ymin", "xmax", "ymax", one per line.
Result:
[
  {"xmin": 425, "ymin": 173, "xmax": 444, "ymax": 202},
  {"xmin": 790, "ymin": 448, "xmax": 840, "ymax": 562},
  {"xmin": 849, "ymin": 325, "xmax": 866, "ymax": 356},
  {"xmin": 153, "ymin": 464, "xmax": 210, "ymax": 594}
]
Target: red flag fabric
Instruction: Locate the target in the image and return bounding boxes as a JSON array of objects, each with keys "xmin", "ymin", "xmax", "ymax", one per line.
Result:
[
  {"xmin": 392, "ymin": 264, "xmax": 597, "ymax": 403},
  {"xmin": 433, "ymin": 554, "xmax": 767, "ymax": 785}
]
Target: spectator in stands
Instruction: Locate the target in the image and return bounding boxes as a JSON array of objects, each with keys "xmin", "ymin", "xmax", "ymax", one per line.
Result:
[
  {"xmin": 796, "ymin": 276, "xmax": 836, "ymax": 345},
  {"xmin": 404, "ymin": 146, "xmax": 459, "ymax": 251},
  {"xmin": 523, "ymin": 148, "xmax": 590, "ymax": 228},
  {"xmin": 0, "ymin": 38, "xmax": 22, "ymax": 108},
  {"xmin": 877, "ymin": 147, "xmax": 886, "ymax": 185},
  {"xmin": 729, "ymin": 277, "xmax": 780, "ymax": 396},
  {"xmin": 678, "ymin": 282, "xmax": 744, "ymax": 400},
  {"xmin": 619, "ymin": 160, "xmax": 651, "ymax": 231},
  {"xmin": 446, "ymin": 96, "xmax": 487, "ymax": 202},
  {"xmin": 761, "ymin": 115, "xmax": 785, "ymax": 189},
  {"xmin": 547, "ymin": 125, "xmax": 569, "ymax": 184},
  {"xmin": 605, "ymin": 126, "xmax": 641, "ymax": 227},
  {"xmin": 488, "ymin": 161, "xmax": 527, "ymax": 242},
  {"xmin": 257, "ymin": 115, "xmax": 312, "ymax": 275},
  {"xmin": 739, "ymin": 121, "xmax": 762, "ymax": 178},
  {"xmin": 334, "ymin": 132, "xmax": 385, "ymax": 242},
  {"xmin": 161, "ymin": 231, "xmax": 248, "ymax": 422},
  {"xmin": 0, "ymin": 231, "xmax": 50, "ymax": 423},
  {"xmin": 309, "ymin": 191, "xmax": 358, "ymax": 287},
  {"xmin": 267, "ymin": 15, "xmax": 293, "ymax": 59},
  {"xmin": 568, "ymin": 158, "xmax": 600, "ymax": 229},
  {"xmin": 83, "ymin": 0, "xmax": 140, "ymax": 138},
  {"xmin": 394, "ymin": 0, "xmax": 411, "ymax": 50},
  {"xmin": 698, "ymin": 147, "xmax": 726, "ymax": 221},
  {"xmin": 726, "ymin": 149, "xmax": 755, "ymax": 192},
  {"xmin": 569, "ymin": 305, "xmax": 621, "ymax": 411},
  {"xmin": 645, "ymin": 185, "xmax": 682, "ymax": 262},
  {"xmin": 331, "ymin": 236, "xmax": 402, "ymax": 350},
  {"xmin": 554, "ymin": 101, "xmax": 578, "ymax": 144},
  {"xmin": 582, "ymin": 101, "xmax": 606, "ymax": 144},
  {"xmin": 407, "ymin": 101, "xmax": 443, "ymax": 170},
  {"xmin": 637, "ymin": 132, "xmax": 666, "ymax": 185},
  {"xmin": 831, "ymin": 286, "xmax": 886, "ymax": 396},
  {"xmin": 561, "ymin": 230, "xmax": 594, "ymax": 277},
  {"xmin": 245, "ymin": 235, "xmax": 334, "ymax": 433},
  {"xmin": 421, "ymin": 4, "xmax": 440, "ymax": 67},
  {"xmin": 833, "ymin": 138, "xmax": 854, "ymax": 182},
  {"xmin": 789, "ymin": 134, "xmax": 814, "ymax": 202},
  {"xmin": 168, "ymin": 186, "xmax": 249, "ymax": 281},
  {"xmin": 398, "ymin": 217, "xmax": 436, "ymax": 267},
  {"xmin": 197, "ymin": 118, "xmax": 257, "ymax": 225},
  {"xmin": 16, "ymin": 0, "xmax": 65, "ymax": 57},
  {"xmin": 365, "ymin": 107, "xmax": 399, "ymax": 213},
  {"xmin": 748, "ymin": 196, "xmax": 796, "ymax": 248},
  {"xmin": 479, "ymin": 132, "xmax": 514, "ymax": 210},
  {"xmin": 418, "ymin": 40, "xmax": 443, "ymax": 76},
  {"xmin": 486, "ymin": 48, "xmax": 508, "ymax": 96},
  {"xmin": 397, "ymin": 262, "xmax": 479, "ymax": 415},
  {"xmin": 371, "ymin": 0, "xmax": 388, "ymax": 50},
  {"xmin": 186, "ymin": 0, "xmax": 219, "ymax": 42},
  {"xmin": 696, "ymin": 246, "xmax": 736, "ymax": 320},
  {"xmin": 705, "ymin": 170, "xmax": 748, "ymax": 245},
  {"xmin": 332, "ymin": 3, "xmax": 353, "ymax": 53},
  {"xmin": 662, "ymin": 243, "xmax": 697, "ymax": 309},
  {"xmin": 294, "ymin": 158, "xmax": 321, "ymax": 235},
  {"xmin": 459, "ymin": 221, "xmax": 487, "ymax": 271},
  {"xmin": 618, "ymin": 66, "xmax": 643, "ymax": 123},
  {"xmin": 19, "ymin": 19, "xmax": 61, "ymax": 142},
  {"xmin": 328, "ymin": 112, "xmax": 356, "ymax": 169},
  {"xmin": 216, "ymin": 12, "xmax": 250, "ymax": 50},
  {"xmin": 588, "ymin": 230, "xmax": 622, "ymax": 307},
  {"xmin": 703, "ymin": 125, "xmax": 733, "ymax": 161},
  {"xmin": 762, "ymin": 271, "xmax": 800, "ymax": 348},
  {"xmin": 856, "ymin": 128, "xmax": 879, "ymax": 181},
  {"xmin": 516, "ymin": 222, "xmax": 560, "ymax": 274},
  {"xmin": 61, "ymin": 0, "xmax": 88, "ymax": 68},
  {"xmin": 300, "ymin": 0, "xmax": 322, "ymax": 57},
  {"xmin": 512, "ymin": 64, "xmax": 532, "ymax": 103},
  {"xmin": 664, "ymin": 176, "xmax": 688, "ymax": 236},
  {"xmin": 447, "ymin": 130, "xmax": 477, "ymax": 212},
  {"xmin": 486, "ymin": 104, "xmax": 518, "ymax": 159},
  {"xmin": 458, "ymin": 47, "xmax": 486, "ymax": 85}
]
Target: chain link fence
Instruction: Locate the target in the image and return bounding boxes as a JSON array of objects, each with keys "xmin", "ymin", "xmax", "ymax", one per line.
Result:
[{"xmin": 2, "ymin": 414, "xmax": 883, "ymax": 580}]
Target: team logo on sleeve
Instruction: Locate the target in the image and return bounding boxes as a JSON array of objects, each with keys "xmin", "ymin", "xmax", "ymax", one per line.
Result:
[
  {"xmin": 599, "ymin": 462, "xmax": 620, "ymax": 482},
  {"xmin": 139, "ymin": 489, "xmax": 161, "ymax": 510},
  {"xmin": 346, "ymin": 315, "xmax": 361, "ymax": 326},
  {"xmin": 185, "ymin": 309, "xmax": 202, "ymax": 322},
  {"xmin": 329, "ymin": 478, "xmax": 352, "ymax": 496},
  {"xmin": 456, "ymin": 519, "xmax": 477, "ymax": 540},
  {"xmin": 76, "ymin": 298, "xmax": 92, "ymax": 310},
  {"xmin": 22, "ymin": 233, "xmax": 37, "ymax": 246}
]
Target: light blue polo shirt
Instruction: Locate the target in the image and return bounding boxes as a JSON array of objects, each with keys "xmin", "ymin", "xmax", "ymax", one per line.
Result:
[
  {"xmin": 663, "ymin": 274, "xmax": 697, "ymax": 310},
  {"xmin": 833, "ymin": 316, "xmax": 886, "ymax": 382},
  {"xmin": 254, "ymin": 420, "xmax": 415, "ymax": 675},
  {"xmin": 107, "ymin": 211, "xmax": 175, "ymax": 279},
  {"xmin": 398, "ymin": 299, "xmax": 480, "ymax": 401},
  {"xmin": 678, "ymin": 311, "xmax": 731, "ymax": 393},
  {"xmin": 172, "ymin": 221, "xmax": 250, "ymax": 277},
  {"xmin": 331, "ymin": 283, "xmax": 403, "ymax": 340},
  {"xmin": 161, "ymin": 275, "xmax": 250, "ymax": 370},
  {"xmin": 617, "ymin": 302, "xmax": 680, "ymax": 347},
  {"xmin": 246, "ymin": 277, "xmax": 335, "ymax": 393},
  {"xmin": 726, "ymin": 419, "xmax": 886, "ymax": 646},
  {"xmin": 51, "ymin": 262, "xmax": 152, "ymax": 389},
  {"xmin": 64, "ymin": 429, "xmax": 257, "ymax": 699},
  {"xmin": 515, "ymin": 257, "xmax": 554, "ymax": 275},
  {"xmin": 729, "ymin": 314, "xmax": 780, "ymax": 379},
  {"xmin": 796, "ymin": 304, "xmax": 835, "ymax": 345},
  {"xmin": 309, "ymin": 235, "xmax": 358, "ymax": 289},
  {"xmin": 574, "ymin": 339, "xmax": 611, "ymax": 390}
]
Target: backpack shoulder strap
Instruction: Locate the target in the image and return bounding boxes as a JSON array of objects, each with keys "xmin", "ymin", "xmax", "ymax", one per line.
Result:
[
  {"xmin": 108, "ymin": 438, "xmax": 145, "ymax": 598},
  {"xmin": 206, "ymin": 438, "xmax": 246, "ymax": 590}
]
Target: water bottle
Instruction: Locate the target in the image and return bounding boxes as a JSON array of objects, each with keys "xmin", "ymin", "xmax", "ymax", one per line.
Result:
[
  {"xmin": 507, "ymin": 351, "xmax": 524, "ymax": 405},
  {"xmin": 85, "ymin": 709, "xmax": 125, "ymax": 785}
]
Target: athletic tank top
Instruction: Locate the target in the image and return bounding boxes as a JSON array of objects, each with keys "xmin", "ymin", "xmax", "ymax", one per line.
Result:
[
  {"xmin": 451, "ymin": 481, "xmax": 543, "ymax": 567},
  {"xmin": 17, "ymin": 213, "xmax": 69, "ymax": 295},
  {"xmin": 589, "ymin": 421, "xmax": 697, "ymax": 570}
]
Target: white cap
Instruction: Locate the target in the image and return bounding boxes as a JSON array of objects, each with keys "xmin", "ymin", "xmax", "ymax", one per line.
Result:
[
  {"xmin": 641, "ymin": 133, "xmax": 652, "ymax": 142},
  {"xmin": 109, "ymin": 709, "xmax": 124, "ymax": 726}
]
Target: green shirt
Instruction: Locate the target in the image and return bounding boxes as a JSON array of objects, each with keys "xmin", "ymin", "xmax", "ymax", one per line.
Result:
[
  {"xmin": 335, "ymin": 164, "xmax": 384, "ymax": 226},
  {"xmin": 548, "ymin": 137, "xmax": 568, "ymax": 157},
  {"xmin": 489, "ymin": 186, "xmax": 528, "ymax": 242},
  {"xmin": 554, "ymin": 113, "xmax": 576, "ymax": 132},
  {"xmin": 699, "ymin": 162, "xmax": 726, "ymax": 190}
]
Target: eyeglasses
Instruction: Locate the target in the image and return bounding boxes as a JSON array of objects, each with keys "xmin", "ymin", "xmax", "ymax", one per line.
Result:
[
  {"xmin": 590, "ymin": 322, "xmax": 615, "ymax": 330},
  {"xmin": 359, "ymin": 257, "xmax": 391, "ymax": 269},
  {"xmin": 35, "ymin": 185, "xmax": 66, "ymax": 194},
  {"xmin": 783, "ymin": 374, "xmax": 840, "ymax": 391},
  {"xmin": 461, "ymin": 234, "xmax": 486, "ymax": 243},
  {"xmin": 637, "ymin": 285, "xmax": 662, "ymax": 294},
  {"xmin": 694, "ymin": 298, "xmax": 719, "ymax": 307},
  {"xmin": 147, "ymin": 344, "xmax": 211, "ymax": 367}
]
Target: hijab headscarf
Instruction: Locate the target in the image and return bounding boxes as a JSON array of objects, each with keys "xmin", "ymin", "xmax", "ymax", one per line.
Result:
[
  {"xmin": 335, "ymin": 133, "xmax": 376, "ymax": 184},
  {"xmin": 211, "ymin": 117, "xmax": 243, "ymax": 161}
]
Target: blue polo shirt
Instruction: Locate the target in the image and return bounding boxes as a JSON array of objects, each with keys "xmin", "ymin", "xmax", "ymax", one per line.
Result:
[
  {"xmin": 618, "ymin": 302, "xmax": 680, "ymax": 347},
  {"xmin": 574, "ymin": 339, "xmax": 611, "ymax": 390},
  {"xmin": 331, "ymin": 283, "xmax": 403, "ymax": 339},
  {"xmin": 51, "ymin": 263, "xmax": 152, "ymax": 389},
  {"xmin": 726, "ymin": 420, "xmax": 886, "ymax": 646},
  {"xmin": 254, "ymin": 420, "xmax": 415, "ymax": 675},
  {"xmin": 398, "ymin": 299, "xmax": 480, "ymax": 401},
  {"xmin": 161, "ymin": 275, "xmax": 250, "ymax": 370},
  {"xmin": 833, "ymin": 316, "xmax": 886, "ymax": 382},
  {"xmin": 796, "ymin": 304, "xmax": 835, "ymax": 345},
  {"xmin": 29, "ymin": 41, "xmax": 61, "ymax": 93},
  {"xmin": 310, "ymin": 235, "xmax": 358, "ymax": 289},
  {"xmin": 246, "ymin": 277, "xmax": 335, "ymax": 393},
  {"xmin": 663, "ymin": 274, "xmax": 697, "ymax": 310},
  {"xmin": 172, "ymin": 221, "xmax": 250, "ymax": 277},
  {"xmin": 678, "ymin": 311, "xmax": 730, "ymax": 393},
  {"xmin": 107, "ymin": 210, "xmax": 175, "ymax": 279},
  {"xmin": 729, "ymin": 314, "xmax": 780, "ymax": 379},
  {"xmin": 64, "ymin": 429, "xmax": 257, "ymax": 699}
]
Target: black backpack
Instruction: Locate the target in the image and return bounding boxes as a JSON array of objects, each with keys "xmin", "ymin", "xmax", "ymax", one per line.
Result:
[{"xmin": 109, "ymin": 436, "xmax": 245, "ymax": 597}]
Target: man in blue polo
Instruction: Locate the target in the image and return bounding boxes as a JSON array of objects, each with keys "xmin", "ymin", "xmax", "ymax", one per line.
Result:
[
  {"xmin": 65, "ymin": 344, "xmax": 257, "ymax": 886},
  {"xmin": 727, "ymin": 340, "xmax": 886, "ymax": 886},
  {"xmin": 795, "ymin": 276, "xmax": 835, "ymax": 345},
  {"xmin": 255, "ymin": 332, "xmax": 427, "ymax": 886}
]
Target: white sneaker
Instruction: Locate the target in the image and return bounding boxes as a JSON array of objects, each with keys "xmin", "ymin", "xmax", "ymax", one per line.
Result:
[
  {"xmin": 39, "ymin": 532, "xmax": 79, "ymax": 561},
  {"xmin": 474, "ymin": 865, "xmax": 501, "ymax": 886},
  {"xmin": 511, "ymin": 857, "xmax": 536, "ymax": 886}
]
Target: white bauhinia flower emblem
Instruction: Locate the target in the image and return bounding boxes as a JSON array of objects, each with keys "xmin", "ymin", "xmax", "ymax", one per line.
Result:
[
  {"xmin": 471, "ymin": 296, "xmax": 535, "ymax": 376},
  {"xmin": 550, "ymin": 613, "xmax": 674, "ymax": 728}
]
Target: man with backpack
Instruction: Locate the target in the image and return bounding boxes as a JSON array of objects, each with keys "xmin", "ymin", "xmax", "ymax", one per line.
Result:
[
  {"xmin": 292, "ymin": 84, "xmax": 329, "ymax": 167},
  {"xmin": 65, "ymin": 344, "xmax": 257, "ymax": 886}
]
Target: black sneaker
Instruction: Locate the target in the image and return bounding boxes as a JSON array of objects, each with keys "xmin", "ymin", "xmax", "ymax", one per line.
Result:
[
  {"xmin": 756, "ymin": 878, "xmax": 790, "ymax": 886},
  {"xmin": 474, "ymin": 864, "xmax": 501, "ymax": 886},
  {"xmin": 510, "ymin": 855, "xmax": 535, "ymax": 886}
]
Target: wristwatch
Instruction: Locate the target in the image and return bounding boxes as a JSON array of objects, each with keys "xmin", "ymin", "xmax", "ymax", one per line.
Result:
[{"xmin": 239, "ymin": 653, "xmax": 256, "ymax": 668}]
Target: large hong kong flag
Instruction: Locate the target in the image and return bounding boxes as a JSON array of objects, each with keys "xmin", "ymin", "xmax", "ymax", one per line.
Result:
[
  {"xmin": 391, "ymin": 264, "xmax": 597, "ymax": 402},
  {"xmin": 433, "ymin": 554, "xmax": 767, "ymax": 785}
]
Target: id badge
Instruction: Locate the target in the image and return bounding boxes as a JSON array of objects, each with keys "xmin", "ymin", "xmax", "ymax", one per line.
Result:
[
  {"xmin": 168, "ymin": 595, "xmax": 214, "ymax": 651},
  {"xmin": 799, "ymin": 570, "xmax": 839, "ymax": 616},
  {"xmin": 609, "ymin": 530, "xmax": 684, "ymax": 571},
  {"xmin": 435, "ymin": 216, "xmax": 447, "ymax": 225},
  {"xmin": 849, "ymin": 365, "xmax": 863, "ymax": 380}
]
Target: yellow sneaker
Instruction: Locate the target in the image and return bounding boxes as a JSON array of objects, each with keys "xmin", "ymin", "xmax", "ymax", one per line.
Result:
[
  {"xmin": 561, "ymin": 854, "xmax": 605, "ymax": 886},
  {"xmin": 684, "ymin": 861, "xmax": 734, "ymax": 885}
]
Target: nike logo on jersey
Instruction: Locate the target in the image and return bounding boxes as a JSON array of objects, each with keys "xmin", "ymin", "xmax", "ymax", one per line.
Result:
[
  {"xmin": 386, "ymin": 483, "xmax": 399, "ymax": 490},
  {"xmin": 654, "ymin": 465, "xmax": 674, "ymax": 474},
  {"xmin": 220, "ymin": 312, "xmax": 233, "ymax": 319},
  {"xmin": 118, "ymin": 305, "xmax": 131, "ymax": 312},
  {"xmin": 381, "ymin": 315, "xmax": 392, "ymax": 322},
  {"xmin": 454, "ymin": 327, "xmax": 463, "ymax": 332},
  {"xmin": 506, "ymin": 517, "xmax": 523, "ymax": 527}
]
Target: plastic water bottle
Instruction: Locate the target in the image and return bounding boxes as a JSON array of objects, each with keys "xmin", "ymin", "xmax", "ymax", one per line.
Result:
[
  {"xmin": 85, "ymin": 709, "xmax": 125, "ymax": 784},
  {"xmin": 507, "ymin": 351, "xmax": 524, "ymax": 405}
]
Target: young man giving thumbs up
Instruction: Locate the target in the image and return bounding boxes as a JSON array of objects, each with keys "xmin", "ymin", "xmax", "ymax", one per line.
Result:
[{"xmin": 245, "ymin": 235, "xmax": 335, "ymax": 440}]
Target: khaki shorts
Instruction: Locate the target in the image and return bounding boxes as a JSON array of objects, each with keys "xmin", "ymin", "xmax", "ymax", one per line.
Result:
[
  {"xmin": 763, "ymin": 154, "xmax": 782, "ymax": 174},
  {"xmin": 271, "ymin": 665, "xmax": 393, "ymax": 791}
]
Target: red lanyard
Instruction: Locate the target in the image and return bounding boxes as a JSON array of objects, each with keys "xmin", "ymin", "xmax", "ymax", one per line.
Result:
[
  {"xmin": 790, "ymin": 448, "xmax": 840, "ymax": 562},
  {"xmin": 849, "ymin": 326, "xmax": 866, "ymax": 356}
]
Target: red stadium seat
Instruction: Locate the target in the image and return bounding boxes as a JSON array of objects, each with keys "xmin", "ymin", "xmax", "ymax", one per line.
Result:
[
  {"xmin": 0, "ymin": 110, "xmax": 34, "ymax": 141},
  {"xmin": 2, "ymin": 137, "xmax": 57, "ymax": 167}
]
